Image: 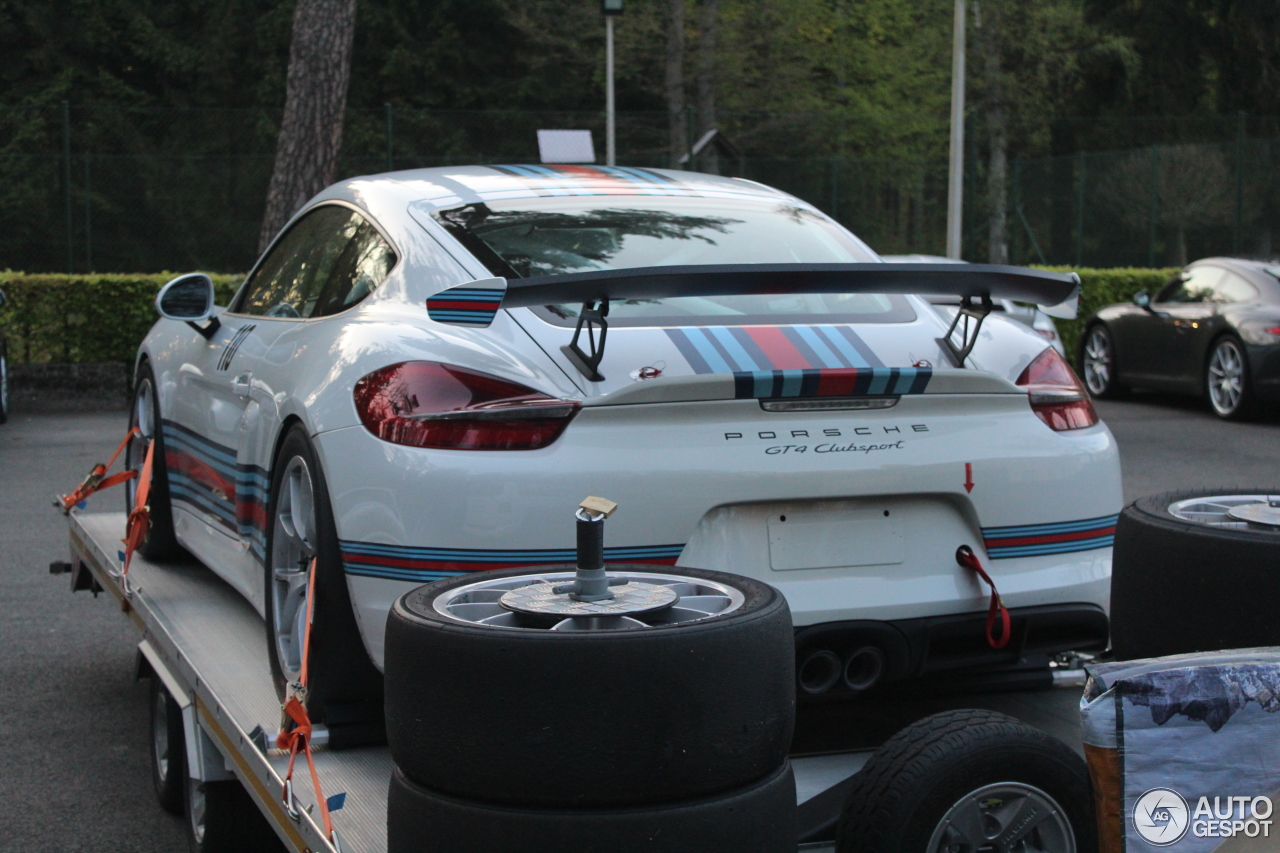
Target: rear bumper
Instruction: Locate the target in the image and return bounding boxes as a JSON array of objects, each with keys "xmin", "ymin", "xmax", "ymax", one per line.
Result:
[{"xmin": 794, "ymin": 603, "xmax": 1109, "ymax": 699}]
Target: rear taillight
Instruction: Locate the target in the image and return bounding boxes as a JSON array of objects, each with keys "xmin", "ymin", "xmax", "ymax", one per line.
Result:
[
  {"xmin": 1015, "ymin": 348, "xmax": 1099, "ymax": 431},
  {"xmin": 354, "ymin": 362, "xmax": 579, "ymax": 450}
]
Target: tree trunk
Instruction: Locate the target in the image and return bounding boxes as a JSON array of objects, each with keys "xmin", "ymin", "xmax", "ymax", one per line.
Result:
[
  {"xmin": 696, "ymin": 0, "xmax": 718, "ymax": 173},
  {"xmin": 258, "ymin": 0, "xmax": 357, "ymax": 253},
  {"xmin": 666, "ymin": 0, "xmax": 687, "ymax": 168},
  {"xmin": 976, "ymin": 0, "xmax": 1008, "ymax": 264}
]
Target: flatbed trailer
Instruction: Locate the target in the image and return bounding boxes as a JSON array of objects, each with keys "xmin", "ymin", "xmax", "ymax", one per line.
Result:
[{"xmin": 64, "ymin": 509, "xmax": 1086, "ymax": 853}]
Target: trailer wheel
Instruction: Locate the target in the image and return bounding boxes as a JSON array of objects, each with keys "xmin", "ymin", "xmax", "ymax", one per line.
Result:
[
  {"xmin": 184, "ymin": 777, "xmax": 284, "ymax": 853},
  {"xmin": 387, "ymin": 762, "xmax": 797, "ymax": 853},
  {"xmin": 836, "ymin": 710, "xmax": 1093, "ymax": 853},
  {"xmin": 150, "ymin": 678, "xmax": 185, "ymax": 815},
  {"xmin": 126, "ymin": 361, "xmax": 182, "ymax": 558},
  {"xmin": 1112, "ymin": 489, "xmax": 1280, "ymax": 660},
  {"xmin": 384, "ymin": 565, "xmax": 794, "ymax": 808},
  {"xmin": 264, "ymin": 425, "xmax": 384, "ymax": 745}
]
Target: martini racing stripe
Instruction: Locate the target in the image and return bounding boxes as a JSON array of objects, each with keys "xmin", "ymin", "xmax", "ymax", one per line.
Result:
[
  {"xmin": 426, "ymin": 286, "xmax": 505, "ymax": 326},
  {"xmin": 981, "ymin": 514, "xmax": 1118, "ymax": 559},
  {"xmin": 667, "ymin": 325, "xmax": 883, "ymax": 374},
  {"xmin": 341, "ymin": 541, "xmax": 684, "ymax": 583},
  {"xmin": 732, "ymin": 367, "xmax": 931, "ymax": 399},
  {"xmin": 161, "ymin": 420, "xmax": 269, "ymax": 559},
  {"xmin": 489, "ymin": 164, "xmax": 696, "ymax": 198}
]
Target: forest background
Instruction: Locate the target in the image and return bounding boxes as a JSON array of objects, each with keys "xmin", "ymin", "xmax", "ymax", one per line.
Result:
[{"xmin": 2, "ymin": 0, "xmax": 1279, "ymax": 273}]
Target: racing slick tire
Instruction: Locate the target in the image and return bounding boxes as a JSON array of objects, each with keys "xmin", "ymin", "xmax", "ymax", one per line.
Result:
[
  {"xmin": 1111, "ymin": 489, "xmax": 1280, "ymax": 660},
  {"xmin": 387, "ymin": 762, "xmax": 797, "ymax": 853},
  {"xmin": 126, "ymin": 361, "xmax": 182, "ymax": 559},
  {"xmin": 150, "ymin": 677, "xmax": 186, "ymax": 815},
  {"xmin": 384, "ymin": 565, "xmax": 794, "ymax": 808},
  {"xmin": 264, "ymin": 424, "xmax": 384, "ymax": 746},
  {"xmin": 835, "ymin": 710, "xmax": 1094, "ymax": 853},
  {"xmin": 184, "ymin": 776, "xmax": 284, "ymax": 853}
]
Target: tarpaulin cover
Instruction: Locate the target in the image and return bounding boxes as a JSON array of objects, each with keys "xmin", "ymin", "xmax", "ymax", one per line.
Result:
[{"xmin": 1082, "ymin": 648, "xmax": 1280, "ymax": 852}]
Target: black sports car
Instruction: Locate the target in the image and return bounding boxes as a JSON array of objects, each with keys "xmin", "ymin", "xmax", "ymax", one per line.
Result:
[{"xmin": 1079, "ymin": 257, "xmax": 1280, "ymax": 419}]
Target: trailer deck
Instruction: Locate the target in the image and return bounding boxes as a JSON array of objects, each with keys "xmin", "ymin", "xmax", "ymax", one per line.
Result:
[{"xmin": 67, "ymin": 509, "xmax": 1084, "ymax": 853}]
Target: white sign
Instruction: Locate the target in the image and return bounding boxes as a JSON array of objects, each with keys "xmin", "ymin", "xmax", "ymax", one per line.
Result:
[{"xmin": 537, "ymin": 130, "xmax": 596, "ymax": 164}]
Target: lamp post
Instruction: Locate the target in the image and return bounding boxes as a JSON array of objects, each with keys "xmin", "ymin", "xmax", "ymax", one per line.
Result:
[
  {"xmin": 602, "ymin": 0, "xmax": 623, "ymax": 166},
  {"xmin": 945, "ymin": 0, "xmax": 965, "ymax": 259}
]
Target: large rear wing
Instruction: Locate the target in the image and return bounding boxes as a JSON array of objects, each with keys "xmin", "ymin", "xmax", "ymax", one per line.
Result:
[{"xmin": 424, "ymin": 263, "xmax": 1081, "ymax": 377}]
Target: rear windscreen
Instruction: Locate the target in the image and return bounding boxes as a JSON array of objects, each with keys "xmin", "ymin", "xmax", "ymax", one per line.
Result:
[{"xmin": 433, "ymin": 196, "xmax": 914, "ymax": 327}]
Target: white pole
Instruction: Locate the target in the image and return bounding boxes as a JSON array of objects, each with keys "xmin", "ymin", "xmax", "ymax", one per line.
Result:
[
  {"xmin": 945, "ymin": 0, "xmax": 965, "ymax": 259},
  {"xmin": 606, "ymin": 15, "xmax": 616, "ymax": 167}
]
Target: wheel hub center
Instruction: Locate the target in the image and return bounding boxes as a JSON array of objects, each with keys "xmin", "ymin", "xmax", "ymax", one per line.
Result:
[
  {"xmin": 1226, "ymin": 503, "xmax": 1280, "ymax": 529},
  {"xmin": 500, "ymin": 581, "xmax": 678, "ymax": 616}
]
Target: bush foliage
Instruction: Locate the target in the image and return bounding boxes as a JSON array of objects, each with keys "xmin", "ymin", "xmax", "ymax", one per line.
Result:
[
  {"xmin": 0, "ymin": 268, "xmax": 1177, "ymax": 368},
  {"xmin": 0, "ymin": 273, "xmax": 242, "ymax": 365}
]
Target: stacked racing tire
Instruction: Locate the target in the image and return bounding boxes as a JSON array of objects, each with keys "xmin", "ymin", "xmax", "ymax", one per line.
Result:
[
  {"xmin": 383, "ymin": 564, "xmax": 797, "ymax": 853},
  {"xmin": 1112, "ymin": 489, "xmax": 1280, "ymax": 660}
]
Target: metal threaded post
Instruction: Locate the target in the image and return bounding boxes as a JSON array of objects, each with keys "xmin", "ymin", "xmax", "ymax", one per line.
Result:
[{"xmin": 571, "ymin": 509, "xmax": 612, "ymax": 601}]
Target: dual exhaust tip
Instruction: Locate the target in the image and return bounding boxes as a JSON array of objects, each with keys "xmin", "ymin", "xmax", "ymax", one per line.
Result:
[{"xmin": 797, "ymin": 646, "xmax": 886, "ymax": 695}]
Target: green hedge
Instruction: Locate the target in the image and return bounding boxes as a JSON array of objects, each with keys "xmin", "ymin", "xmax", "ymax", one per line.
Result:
[
  {"xmin": 0, "ymin": 268, "xmax": 1176, "ymax": 368},
  {"xmin": 1037, "ymin": 266, "xmax": 1179, "ymax": 361},
  {"xmin": 0, "ymin": 273, "xmax": 242, "ymax": 365}
]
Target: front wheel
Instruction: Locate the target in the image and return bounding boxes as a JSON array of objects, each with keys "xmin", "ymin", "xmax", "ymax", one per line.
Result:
[
  {"xmin": 264, "ymin": 425, "xmax": 383, "ymax": 745},
  {"xmin": 836, "ymin": 710, "xmax": 1094, "ymax": 853},
  {"xmin": 126, "ymin": 362, "xmax": 182, "ymax": 558},
  {"xmin": 1206, "ymin": 335, "xmax": 1254, "ymax": 419}
]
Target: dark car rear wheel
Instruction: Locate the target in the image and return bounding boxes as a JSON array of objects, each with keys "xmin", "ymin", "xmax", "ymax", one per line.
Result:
[
  {"xmin": 1206, "ymin": 335, "xmax": 1254, "ymax": 419},
  {"xmin": 1079, "ymin": 323, "xmax": 1126, "ymax": 398}
]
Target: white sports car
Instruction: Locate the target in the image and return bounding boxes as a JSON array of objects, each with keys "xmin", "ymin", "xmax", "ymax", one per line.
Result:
[{"xmin": 128, "ymin": 165, "xmax": 1120, "ymax": 732}]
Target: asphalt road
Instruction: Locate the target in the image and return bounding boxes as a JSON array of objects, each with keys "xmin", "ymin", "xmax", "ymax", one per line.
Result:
[{"xmin": 1, "ymin": 393, "xmax": 1277, "ymax": 849}]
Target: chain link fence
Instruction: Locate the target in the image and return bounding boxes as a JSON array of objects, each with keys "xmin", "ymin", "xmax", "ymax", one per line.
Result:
[{"xmin": 3, "ymin": 104, "xmax": 1279, "ymax": 274}]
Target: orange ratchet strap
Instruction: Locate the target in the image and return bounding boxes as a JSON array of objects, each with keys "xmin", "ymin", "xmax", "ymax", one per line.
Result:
[
  {"xmin": 57, "ymin": 427, "xmax": 140, "ymax": 512},
  {"xmin": 956, "ymin": 545, "xmax": 1012, "ymax": 650},
  {"xmin": 276, "ymin": 559, "xmax": 343, "ymax": 851}
]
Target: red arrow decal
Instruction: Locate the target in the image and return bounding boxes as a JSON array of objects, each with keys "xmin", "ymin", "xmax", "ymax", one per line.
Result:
[{"xmin": 964, "ymin": 463, "xmax": 974, "ymax": 493}]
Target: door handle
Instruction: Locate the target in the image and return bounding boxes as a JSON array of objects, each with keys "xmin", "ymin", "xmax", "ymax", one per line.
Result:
[{"xmin": 232, "ymin": 372, "xmax": 252, "ymax": 398}]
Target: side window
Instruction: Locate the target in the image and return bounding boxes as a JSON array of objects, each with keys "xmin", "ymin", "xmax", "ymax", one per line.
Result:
[
  {"xmin": 1156, "ymin": 267, "xmax": 1223, "ymax": 304},
  {"xmin": 310, "ymin": 220, "xmax": 398, "ymax": 317},
  {"xmin": 236, "ymin": 206, "xmax": 361, "ymax": 317},
  {"xmin": 1214, "ymin": 272, "xmax": 1258, "ymax": 304}
]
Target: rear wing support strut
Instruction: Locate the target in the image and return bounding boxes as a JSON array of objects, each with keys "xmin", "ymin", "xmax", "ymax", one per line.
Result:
[
  {"xmin": 561, "ymin": 300, "xmax": 610, "ymax": 382},
  {"xmin": 936, "ymin": 294, "xmax": 994, "ymax": 368}
]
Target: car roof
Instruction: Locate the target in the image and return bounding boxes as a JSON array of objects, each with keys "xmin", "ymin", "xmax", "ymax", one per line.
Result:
[{"xmin": 319, "ymin": 165, "xmax": 807, "ymax": 224}]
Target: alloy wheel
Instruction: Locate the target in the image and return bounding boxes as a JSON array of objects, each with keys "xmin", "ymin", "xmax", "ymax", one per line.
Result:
[
  {"xmin": 1082, "ymin": 327, "xmax": 1112, "ymax": 396},
  {"xmin": 1207, "ymin": 339, "xmax": 1245, "ymax": 416},
  {"xmin": 152, "ymin": 685, "xmax": 171, "ymax": 783},
  {"xmin": 270, "ymin": 456, "xmax": 316, "ymax": 685},
  {"xmin": 188, "ymin": 780, "xmax": 207, "ymax": 845},
  {"xmin": 927, "ymin": 781, "xmax": 1076, "ymax": 853}
]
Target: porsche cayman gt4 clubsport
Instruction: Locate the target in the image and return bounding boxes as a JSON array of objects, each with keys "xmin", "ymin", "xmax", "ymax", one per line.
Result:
[{"xmin": 128, "ymin": 166, "xmax": 1120, "ymax": 725}]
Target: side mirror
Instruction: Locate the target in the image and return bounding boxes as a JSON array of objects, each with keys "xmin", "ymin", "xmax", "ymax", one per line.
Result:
[
  {"xmin": 156, "ymin": 273, "xmax": 221, "ymax": 339},
  {"xmin": 1133, "ymin": 290, "xmax": 1152, "ymax": 310}
]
